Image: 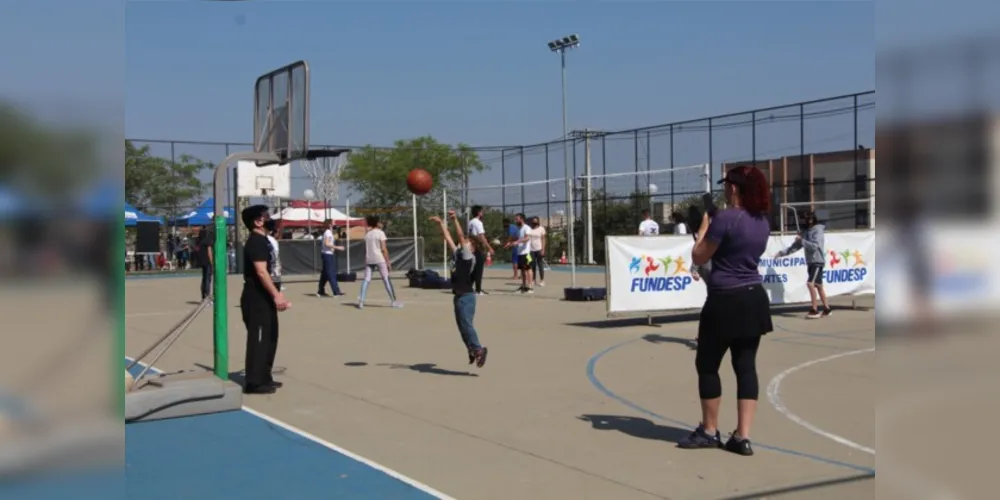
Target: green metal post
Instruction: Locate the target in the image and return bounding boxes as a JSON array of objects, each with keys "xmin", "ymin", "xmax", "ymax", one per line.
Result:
[
  {"xmin": 212, "ymin": 215, "xmax": 229, "ymax": 379},
  {"xmin": 116, "ymin": 204, "xmax": 126, "ymax": 418}
]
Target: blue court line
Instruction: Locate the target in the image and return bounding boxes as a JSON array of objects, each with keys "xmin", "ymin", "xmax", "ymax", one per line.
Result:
[
  {"xmin": 122, "ymin": 360, "xmax": 445, "ymax": 500},
  {"xmin": 585, "ymin": 338, "xmax": 876, "ymax": 475}
]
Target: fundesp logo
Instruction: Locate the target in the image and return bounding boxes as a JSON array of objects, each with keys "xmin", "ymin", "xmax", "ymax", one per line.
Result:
[
  {"xmin": 826, "ymin": 249, "xmax": 868, "ymax": 283},
  {"xmin": 627, "ymin": 254, "xmax": 694, "ymax": 293}
]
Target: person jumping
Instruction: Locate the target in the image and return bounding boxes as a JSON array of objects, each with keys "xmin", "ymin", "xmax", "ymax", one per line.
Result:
[
  {"xmin": 357, "ymin": 215, "xmax": 402, "ymax": 309},
  {"xmin": 430, "ymin": 211, "xmax": 488, "ymax": 367}
]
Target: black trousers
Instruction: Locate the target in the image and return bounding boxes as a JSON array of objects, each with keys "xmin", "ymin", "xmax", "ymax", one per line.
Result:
[
  {"xmin": 472, "ymin": 250, "xmax": 486, "ymax": 293},
  {"xmin": 241, "ymin": 297, "xmax": 279, "ymax": 388},
  {"xmin": 200, "ymin": 264, "xmax": 213, "ymax": 299}
]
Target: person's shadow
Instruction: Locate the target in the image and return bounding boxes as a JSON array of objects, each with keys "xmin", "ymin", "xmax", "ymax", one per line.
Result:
[
  {"xmin": 376, "ymin": 363, "xmax": 478, "ymax": 377},
  {"xmin": 577, "ymin": 414, "xmax": 691, "ymax": 444},
  {"xmin": 642, "ymin": 334, "xmax": 697, "ymax": 350}
]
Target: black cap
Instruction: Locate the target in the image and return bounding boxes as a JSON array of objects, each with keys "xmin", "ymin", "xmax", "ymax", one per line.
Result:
[{"xmin": 717, "ymin": 168, "xmax": 747, "ymax": 186}]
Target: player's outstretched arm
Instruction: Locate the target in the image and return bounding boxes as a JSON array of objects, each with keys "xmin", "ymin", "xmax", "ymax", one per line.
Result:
[
  {"xmin": 430, "ymin": 216, "xmax": 457, "ymax": 252},
  {"xmin": 449, "ymin": 211, "xmax": 466, "ymax": 245}
]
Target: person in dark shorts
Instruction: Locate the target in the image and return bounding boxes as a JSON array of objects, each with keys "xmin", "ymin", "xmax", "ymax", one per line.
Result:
[
  {"xmin": 774, "ymin": 210, "xmax": 830, "ymax": 319},
  {"xmin": 430, "ymin": 211, "xmax": 488, "ymax": 367},
  {"xmin": 240, "ymin": 205, "xmax": 291, "ymax": 395},
  {"xmin": 678, "ymin": 166, "xmax": 774, "ymax": 457}
]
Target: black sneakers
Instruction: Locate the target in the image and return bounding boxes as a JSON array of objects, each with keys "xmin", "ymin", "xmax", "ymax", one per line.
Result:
[
  {"xmin": 678, "ymin": 425, "xmax": 754, "ymax": 456},
  {"xmin": 724, "ymin": 434, "xmax": 754, "ymax": 456},
  {"xmin": 677, "ymin": 425, "xmax": 722, "ymax": 449}
]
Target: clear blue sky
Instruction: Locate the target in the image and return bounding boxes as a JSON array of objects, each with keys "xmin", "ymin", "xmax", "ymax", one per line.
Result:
[{"xmin": 122, "ymin": 1, "xmax": 874, "ymax": 203}]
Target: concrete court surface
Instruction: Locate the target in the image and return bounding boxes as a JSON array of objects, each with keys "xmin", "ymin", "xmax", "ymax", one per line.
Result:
[{"xmin": 125, "ymin": 266, "xmax": 875, "ymax": 500}]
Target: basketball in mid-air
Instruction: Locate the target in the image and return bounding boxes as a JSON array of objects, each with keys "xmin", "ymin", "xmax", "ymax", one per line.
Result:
[{"xmin": 407, "ymin": 168, "xmax": 433, "ymax": 196}]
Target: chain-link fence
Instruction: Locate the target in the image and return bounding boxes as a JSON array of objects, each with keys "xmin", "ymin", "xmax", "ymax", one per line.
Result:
[{"xmin": 127, "ymin": 90, "xmax": 874, "ymax": 267}]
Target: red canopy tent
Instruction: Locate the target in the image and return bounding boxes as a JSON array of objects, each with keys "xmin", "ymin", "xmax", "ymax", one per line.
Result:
[{"xmin": 273, "ymin": 200, "xmax": 364, "ymax": 229}]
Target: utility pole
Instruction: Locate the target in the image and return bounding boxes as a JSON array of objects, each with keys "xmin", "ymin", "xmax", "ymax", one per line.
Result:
[{"xmin": 570, "ymin": 129, "xmax": 608, "ymax": 265}]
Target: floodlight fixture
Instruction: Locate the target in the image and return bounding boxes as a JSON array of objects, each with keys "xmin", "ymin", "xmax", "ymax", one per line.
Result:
[{"xmin": 547, "ymin": 33, "xmax": 580, "ymax": 52}]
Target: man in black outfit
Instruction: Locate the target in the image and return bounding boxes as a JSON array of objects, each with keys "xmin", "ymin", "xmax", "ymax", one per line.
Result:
[
  {"xmin": 198, "ymin": 220, "xmax": 215, "ymax": 300},
  {"xmin": 240, "ymin": 205, "xmax": 291, "ymax": 395}
]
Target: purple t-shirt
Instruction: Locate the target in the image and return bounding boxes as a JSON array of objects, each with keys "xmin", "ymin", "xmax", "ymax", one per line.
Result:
[{"xmin": 703, "ymin": 208, "xmax": 770, "ymax": 291}]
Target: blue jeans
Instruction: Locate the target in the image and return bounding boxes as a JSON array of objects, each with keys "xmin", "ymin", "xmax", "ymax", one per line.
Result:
[
  {"xmin": 318, "ymin": 253, "xmax": 342, "ymax": 295},
  {"xmin": 453, "ymin": 293, "xmax": 481, "ymax": 349}
]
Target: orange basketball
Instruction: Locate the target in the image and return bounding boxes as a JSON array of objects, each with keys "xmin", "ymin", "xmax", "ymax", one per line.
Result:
[{"xmin": 407, "ymin": 168, "xmax": 433, "ymax": 196}]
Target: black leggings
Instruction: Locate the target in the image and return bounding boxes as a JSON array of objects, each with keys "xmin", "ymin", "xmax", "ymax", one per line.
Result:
[{"xmin": 695, "ymin": 335, "xmax": 761, "ymax": 400}]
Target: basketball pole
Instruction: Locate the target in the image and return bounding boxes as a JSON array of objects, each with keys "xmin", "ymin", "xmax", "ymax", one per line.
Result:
[
  {"xmin": 212, "ymin": 151, "xmax": 283, "ymax": 381},
  {"xmin": 116, "ymin": 193, "xmax": 126, "ymax": 418},
  {"xmin": 412, "ymin": 193, "xmax": 419, "ymax": 270}
]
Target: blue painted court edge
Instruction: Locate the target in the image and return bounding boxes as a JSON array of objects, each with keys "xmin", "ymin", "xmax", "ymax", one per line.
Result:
[{"xmin": 123, "ymin": 362, "xmax": 444, "ymax": 500}]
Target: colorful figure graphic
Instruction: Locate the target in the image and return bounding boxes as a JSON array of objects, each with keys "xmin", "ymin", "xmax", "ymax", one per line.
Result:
[
  {"xmin": 829, "ymin": 250, "xmax": 842, "ymax": 268},
  {"xmin": 629, "ymin": 256, "xmax": 642, "ymax": 274},
  {"xmin": 672, "ymin": 256, "xmax": 690, "ymax": 275},
  {"xmin": 644, "ymin": 256, "xmax": 660, "ymax": 276},
  {"xmin": 852, "ymin": 250, "xmax": 866, "ymax": 267}
]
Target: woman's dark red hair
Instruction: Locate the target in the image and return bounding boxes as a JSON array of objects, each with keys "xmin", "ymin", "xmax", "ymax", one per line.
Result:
[{"xmin": 733, "ymin": 166, "xmax": 771, "ymax": 215}]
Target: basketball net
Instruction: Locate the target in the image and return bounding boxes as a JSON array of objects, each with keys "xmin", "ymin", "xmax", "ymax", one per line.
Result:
[{"xmin": 300, "ymin": 153, "xmax": 345, "ymax": 215}]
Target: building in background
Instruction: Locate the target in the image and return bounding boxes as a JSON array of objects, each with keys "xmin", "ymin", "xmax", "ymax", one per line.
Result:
[{"xmin": 723, "ymin": 148, "xmax": 876, "ymax": 231}]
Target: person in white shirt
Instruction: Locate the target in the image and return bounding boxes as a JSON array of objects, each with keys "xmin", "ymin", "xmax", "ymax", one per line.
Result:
[
  {"xmin": 670, "ymin": 212, "xmax": 689, "ymax": 235},
  {"xmin": 317, "ymin": 220, "xmax": 345, "ymax": 297},
  {"xmin": 504, "ymin": 213, "xmax": 534, "ymax": 293},
  {"xmin": 527, "ymin": 217, "xmax": 547, "ymax": 287},
  {"xmin": 638, "ymin": 209, "xmax": 660, "ymax": 236},
  {"xmin": 357, "ymin": 216, "xmax": 402, "ymax": 309},
  {"xmin": 264, "ymin": 219, "xmax": 284, "ymax": 291},
  {"xmin": 466, "ymin": 205, "xmax": 494, "ymax": 295}
]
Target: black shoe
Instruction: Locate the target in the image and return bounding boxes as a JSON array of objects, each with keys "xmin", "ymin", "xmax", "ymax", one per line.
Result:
[
  {"xmin": 268, "ymin": 381, "xmax": 284, "ymax": 388},
  {"xmin": 474, "ymin": 347, "xmax": 488, "ymax": 368},
  {"xmin": 821, "ymin": 308, "xmax": 833, "ymax": 318},
  {"xmin": 724, "ymin": 434, "xmax": 754, "ymax": 456},
  {"xmin": 243, "ymin": 384, "xmax": 277, "ymax": 395},
  {"xmin": 677, "ymin": 425, "xmax": 722, "ymax": 449},
  {"xmin": 467, "ymin": 348, "xmax": 476, "ymax": 365}
]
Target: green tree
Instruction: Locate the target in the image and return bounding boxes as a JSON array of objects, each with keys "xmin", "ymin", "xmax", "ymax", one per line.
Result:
[
  {"xmin": 341, "ymin": 137, "xmax": 486, "ymax": 263},
  {"xmin": 0, "ymin": 103, "xmax": 101, "ymax": 195},
  {"xmin": 125, "ymin": 140, "xmax": 212, "ymax": 219}
]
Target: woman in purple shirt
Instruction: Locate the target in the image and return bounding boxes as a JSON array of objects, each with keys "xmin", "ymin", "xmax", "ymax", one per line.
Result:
[{"xmin": 678, "ymin": 166, "xmax": 773, "ymax": 457}]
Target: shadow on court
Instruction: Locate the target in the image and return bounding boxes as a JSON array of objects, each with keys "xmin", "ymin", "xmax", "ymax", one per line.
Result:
[
  {"xmin": 343, "ymin": 362, "xmax": 480, "ymax": 377},
  {"xmin": 641, "ymin": 334, "xmax": 698, "ymax": 350},
  {"xmin": 577, "ymin": 414, "xmax": 691, "ymax": 444},
  {"xmin": 717, "ymin": 473, "xmax": 875, "ymax": 500}
]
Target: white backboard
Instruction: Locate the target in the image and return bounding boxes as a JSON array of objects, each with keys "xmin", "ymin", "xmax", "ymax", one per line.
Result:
[{"xmin": 237, "ymin": 161, "xmax": 291, "ymax": 198}]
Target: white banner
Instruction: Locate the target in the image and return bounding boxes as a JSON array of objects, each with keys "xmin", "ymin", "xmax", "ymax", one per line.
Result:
[{"xmin": 605, "ymin": 231, "xmax": 875, "ymax": 315}]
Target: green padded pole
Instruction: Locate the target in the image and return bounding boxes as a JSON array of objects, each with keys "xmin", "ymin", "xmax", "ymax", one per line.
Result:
[
  {"xmin": 212, "ymin": 215, "xmax": 229, "ymax": 379},
  {"xmin": 116, "ymin": 204, "xmax": 126, "ymax": 418}
]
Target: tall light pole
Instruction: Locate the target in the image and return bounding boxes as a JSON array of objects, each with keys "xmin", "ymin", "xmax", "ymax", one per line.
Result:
[{"xmin": 548, "ymin": 33, "xmax": 580, "ymax": 287}]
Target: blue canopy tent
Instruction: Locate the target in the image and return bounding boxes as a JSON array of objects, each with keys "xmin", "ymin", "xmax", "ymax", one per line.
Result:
[
  {"xmin": 172, "ymin": 198, "xmax": 235, "ymax": 226},
  {"xmin": 124, "ymin": 202, "xmax": 164, "ymax": 227},
  {"xmin": 0, "ymin": 185, "xmax": 41, "ymax": 218}
]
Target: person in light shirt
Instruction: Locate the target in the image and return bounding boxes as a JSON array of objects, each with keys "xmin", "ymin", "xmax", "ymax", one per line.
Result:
[
  {"xmin": 357, "ymin": 216, "xmax": 402, "ymax": 309},
  {"xmin": 504, "ymin": 213, "xmax": 534, "ymax": 293},
  {"xmin": 638, "ymin": 209, "xmax": 660, "ymax": 236},
  {"xmin": 527, "ymin": 216, "xmax": 547, "ymax": 287},
  {"xmin": 670, "ymin": 212, "xmax": 689, "ymax": 235},
  {"xmin": 317, "ymin": 220, "xmax": 345, "ymax": 297},
  {"xmin": 466, "ymin": 205, "xmax": 494, "ymax": 295}
]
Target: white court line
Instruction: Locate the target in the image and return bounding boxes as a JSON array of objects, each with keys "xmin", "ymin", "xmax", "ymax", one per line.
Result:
[
  {"xmin": 125, "ymin": 357, "xmax": 455, "ymax": 500},
  {"xmin": 766, "ymin": 347, "xmax": 876, "ymax": 455}
]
